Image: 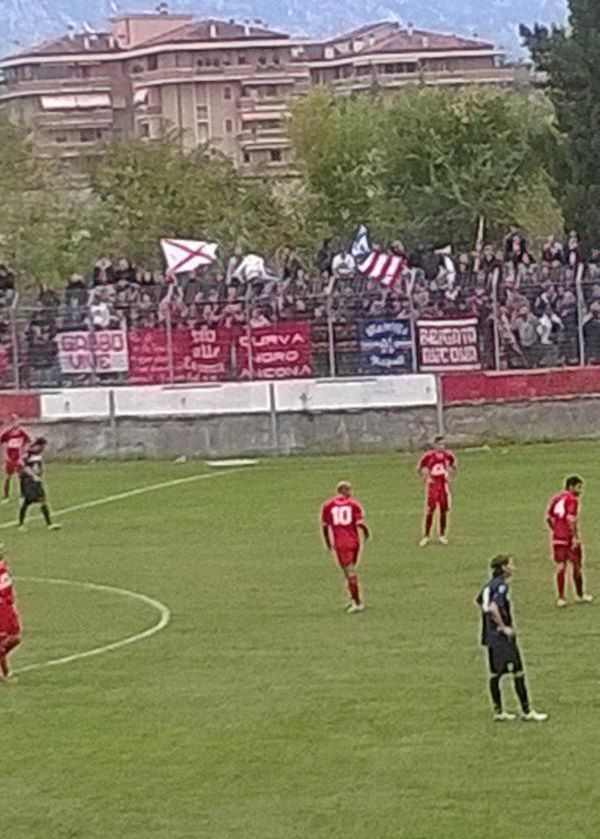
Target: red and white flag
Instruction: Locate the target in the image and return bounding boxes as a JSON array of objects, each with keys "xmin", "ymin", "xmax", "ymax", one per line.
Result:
[
  {"xmin": 161, "ymin": 238, "xmax": 218, "ymax": 279},
  {"xmin": 351, "ymin": 225, "xmax": 407, "ymax": 287},
  {"xmin": 359, "ymin": 250, "xmax": 407, "ymax": 287}
]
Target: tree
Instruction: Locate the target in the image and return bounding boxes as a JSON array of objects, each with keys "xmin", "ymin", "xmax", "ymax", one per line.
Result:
[
  {"xmin": 288, "ymin": 86, "xmax": 562, "ymax": 250},
  {"xmin": 522, "ymin": 1, "xmax": 600, "ymax": 243},
  {"xmin": 85, "ymin": 135, "xmax": 314, "ymax": 267}
]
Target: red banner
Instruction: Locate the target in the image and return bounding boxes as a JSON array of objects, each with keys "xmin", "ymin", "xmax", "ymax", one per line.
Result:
[
  {"xmin": 128, "ymin": 327, "xmax": 231, "ymax": 384},
  {"xmin": 236, "ymin": 322, "xmax": 313, "ymax": 379},
  {"xmin": 128, "ymin": 328, "xmax": 187, "ymax": 384},
  {"xmin": 417, "ymin": 318, "xmax": 481, "ymax": 372},
  {"xmin": 181, "ymin": 326, "xmax": 231, "ymax": 382}
]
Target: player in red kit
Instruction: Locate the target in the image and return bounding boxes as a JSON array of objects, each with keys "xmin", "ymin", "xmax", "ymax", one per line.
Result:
[
  {"xmin": 547, "ymin": 475, "xmax": 593, "ymax": 607},
  {"xmin": 321, "ymin": 481, "xmax": 370, "ymax": 613},
  {"xmin": 0, "ymin": 414, "xmax": 31, "ymax": 503},
  {"xmin": 418, "ymin": 435, "xmax": 456, "ymax": 546},
  {"xmin": 0, "ymin": 546, "xmax": 21, "ymax": 682}
]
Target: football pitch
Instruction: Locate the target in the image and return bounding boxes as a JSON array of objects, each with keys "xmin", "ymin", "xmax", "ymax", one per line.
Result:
[{"xmin": 3, "ymin": 441, "xmax": 600, "ymax": 839}]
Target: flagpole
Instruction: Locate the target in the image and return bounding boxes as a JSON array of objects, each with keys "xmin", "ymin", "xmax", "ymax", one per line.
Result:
[
  {"xmin": 244, "ymin": 282, "xmax": 254, "ymax": 380},
  {"xmin": 407, "ymin": 270, "xmax": 418, "ymax": 373}
]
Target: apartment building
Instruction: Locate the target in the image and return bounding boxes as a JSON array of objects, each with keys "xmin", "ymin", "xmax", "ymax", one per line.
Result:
[{"xmin": 0, "ymin": 13, "xmax": 519, "ymax": 172}]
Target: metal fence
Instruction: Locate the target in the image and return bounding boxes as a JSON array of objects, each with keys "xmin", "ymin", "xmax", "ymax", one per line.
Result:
[{"xmin": 3, "ymin": 264, "xmax": 600, "ymax": 389}]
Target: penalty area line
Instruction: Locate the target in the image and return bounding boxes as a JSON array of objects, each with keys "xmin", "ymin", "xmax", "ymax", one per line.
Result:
[
  {"xmin": 0, "ymin": 467, "xmax": 248, "ymax": 531},
  {"xmin": 12, "ymin": 576, "xmax": 171, "ymax": 675}
]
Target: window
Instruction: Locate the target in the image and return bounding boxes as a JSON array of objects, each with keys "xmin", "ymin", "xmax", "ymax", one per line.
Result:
[
  {"xmin": 131, "ymin": 63, "xmax": 144, "ymax": 75},
  {"xmin": 223, "ymin": 86, "xmax": 232, "ymax": 101},
  {"xmin": 196, "ymin": 58, "xmax": 204, "ymax": 67},
  {"xmin": 243, "ymin": 150, "xmax": 251, "ymax": 164},
  {"xmin": 139, "ymin": 123, "xmax": 150, "ymax": 139},
  {"xmin": 240, "ymin": 87, "xmax": 250, "ymax": 98},
  {"xmin": 258, "ymin": 55, "xmax": 267, "ymax": 66},
  {"xmin": 269, "ymin": 149, "xmax": 282, "ymax": 163},
  {"xmin": 265, "ymin": 86, "xmax": 277, "ymax": 97},
  {"xmin": 54, "ymin": 135, "xmax": 68, "ymax": 144},
  {"xmin": 147, "ymin": 55, "xmax": 158, "ymax": 71},
  {"xmin": 197, "ymin": 123, "xmax": 209, "ymax": 143},
  {"xmin": 80, "ymin": 128, "xmax": 102, "ymax": 142},
  {"xmin": 196, "ymin": 105, "xmax": 208, "ymax": 120},
  {"xmin": 238, "ymin": 54, "xmax": 247, "ymax": 65},
  {"xmin": 225, "ymin": 119, "xmax": 233, "ymax": 133}
]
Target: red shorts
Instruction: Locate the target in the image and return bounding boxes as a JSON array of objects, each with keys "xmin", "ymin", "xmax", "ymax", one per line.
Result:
[
  {"xmin": 427, "ymin": 484, "xmax": 450, "ymax": 513},
  {"xmin": 0, "ymin": 606, "xmax": 20, "ymax": 639},
  {"xmin": 3, "ymin": 461, "xmax": 20, "ymax": 476},
  {"xmin": 335, "ymin": 546, "xmax": 359, "ymax": 568},
  {"xmin": 552, "ymin": 543, "xmax": 582, "ymax": 565}
]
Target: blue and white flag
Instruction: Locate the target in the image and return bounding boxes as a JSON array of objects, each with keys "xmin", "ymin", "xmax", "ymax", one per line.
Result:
[{"xmin": 351, "ymin": 225, "xmax": 372, "ymax": 262}]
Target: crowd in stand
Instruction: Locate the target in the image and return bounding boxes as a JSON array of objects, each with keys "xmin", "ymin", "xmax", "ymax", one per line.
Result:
[{"xmin": 4, "ymin": 225, "xmax": 600, "ymax": 386}]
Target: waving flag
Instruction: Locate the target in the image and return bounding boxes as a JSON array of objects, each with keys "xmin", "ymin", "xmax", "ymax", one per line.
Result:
[
  {"xmin": 161, "ymin": 238, "xmax": 218, "ymax": 279},
  {"xmin": 351, "ymin": 226, "xmax": 408, "ymax": 288}
]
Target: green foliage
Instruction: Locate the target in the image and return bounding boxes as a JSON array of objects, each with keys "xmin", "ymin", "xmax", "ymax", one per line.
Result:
[
  {"xmin": 522, "ymin": 0, "xmax": 600, "ymax": 242},
  {"xmin": 289, "ymin": 86, "xmax": 563, "ymax": 249}
]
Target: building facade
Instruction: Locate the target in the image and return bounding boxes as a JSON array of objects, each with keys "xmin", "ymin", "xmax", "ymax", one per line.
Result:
[{"xmin": 0, "ymin": 13, "xmax": 520, "ymax": 172}]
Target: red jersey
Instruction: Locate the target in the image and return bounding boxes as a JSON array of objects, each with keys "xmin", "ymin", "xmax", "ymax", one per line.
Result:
[
  {"xmin": 0, "ymin": 560, "xmax": 15, "ymax": 610},
  {"xmin": 547, "ymin": 491, "xmax": 579, "ymax": 545},
  {"xmin": 419, "ymin": 449, "xmax": 456, "ymax": 487},
  {"xmin": 321, "ymin": 496, "xmax": 365, "ymax": 550},
  {"xmin": 0, "ymin": 425, "xmax": 31, "ymax": 465}
]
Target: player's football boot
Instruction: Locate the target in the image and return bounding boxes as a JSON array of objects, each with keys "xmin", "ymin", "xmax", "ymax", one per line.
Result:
[
  {"xmin": 438, "ymin": 535, "xmax": 449, "ymax": 545},
  {"xmin": 521, "ymin": 710, "xmax": 548, "ymax": 722},
  {"xmin": 576, "ymin": 594, "xmax": 594, "ymax": 604},
  {"xmin": 47, "ymin": 523, "xmax": 62, "ymax": 531},
  {"xmin": 493, "ymin": 711, "xmax": 516, "ymax": 721},
  {"xmin": 348, "ymin": 603, "xmax": 365, "ymax": 613},
  {"xmin": 419, "ymin": 537, "xmax": 430, "ymax": 548},
  {"xmin": 16, "ymin": 525, "xmax": 28, "ymax": 533},
  {"xmin": 1, "ymin": 498, "xmax": 10, "ymax": 506},
  {"xmin": 556, "ymin": 598, "xmax": 567, "ymax": 608}
]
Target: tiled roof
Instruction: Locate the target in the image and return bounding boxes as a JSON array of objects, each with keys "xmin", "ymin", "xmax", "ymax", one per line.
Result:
[
  {"xmin": 8, "ymin": 33, "xmax": 117, "ymax": 59},
  {"xmin": 138, "ymin": 18, "xmax": 290, "ymax": 47}
]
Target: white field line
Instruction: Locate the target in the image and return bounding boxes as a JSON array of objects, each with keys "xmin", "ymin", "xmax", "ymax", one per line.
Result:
[
  {"xmin": 0, "ymin": 468, "xmax": 245, "ymax": 531},
  {"xmin": 13, "ymin": 576, "xmax": 171, "ymax": 674}
]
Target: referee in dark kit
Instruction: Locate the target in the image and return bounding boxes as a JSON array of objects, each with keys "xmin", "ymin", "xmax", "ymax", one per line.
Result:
[{"xmin": 476, "ymin": 554, "xmax": 547, "ymax": 722}]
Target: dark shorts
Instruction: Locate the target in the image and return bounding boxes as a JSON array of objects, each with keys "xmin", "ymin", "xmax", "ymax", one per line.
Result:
[
  {"xmin": 487, "ymin": 637, "xmax": 524, "ymax": 676},
  {"xmin": 21, "ymin": 479, "xmax": 46, "ymax": 504}
]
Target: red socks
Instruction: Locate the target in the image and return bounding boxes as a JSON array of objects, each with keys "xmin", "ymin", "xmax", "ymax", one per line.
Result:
[
  {"xmin": 347, "ymin": 574, "xmax": 361, "ymax": 605},
  {"xmin": 573, "ymin": 566, "xmax": 584, "ymax": 598},
  {"xmin": 440, "ymin": 510, "xmax": 448, "ymax": 536},
  {"xmin": 424, "ymin": 512, "xmax": 434, "ymax": 537},
  {"xmin": 556, "ymin": 565, "xmax": 566, "ymax": 600}
]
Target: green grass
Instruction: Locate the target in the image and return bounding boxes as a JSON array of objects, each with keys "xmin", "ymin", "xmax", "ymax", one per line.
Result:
[{"xmin": 2, "ymin": 443, "xmax": 600, "ymax": 838}]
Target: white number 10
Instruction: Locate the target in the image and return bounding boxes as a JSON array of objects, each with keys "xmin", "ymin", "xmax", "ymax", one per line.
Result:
[{"xmin": 332, "ymin": 506, "xmax": 352, "ymax": 526}]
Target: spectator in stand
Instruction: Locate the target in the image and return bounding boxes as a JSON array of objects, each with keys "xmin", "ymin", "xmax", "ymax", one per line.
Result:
[
  {"xmin": 565, "ymin": 230, "xmax": 582, "ymax": 271},
  {"xmin": 504, "ymin": 226, "xmax": 528, "ymax": 268},
  {"xmin": 65, "ymin": 273, "xmax": 88, "ymax": 308},
  {"xmin": 512, "ymin": 304, "xmax": 540, "ymax": 368},
  {"xmin": 557, "ymin": 289, "xmax": 579, "ymax": 365},
  {"xmin": 93, "ymin": 257, "xmax": 115, "ymax": 287},
  {"xmin": 138, "ymin": 269, "xmax": 159, "ymax": 301},
  {"xmin": 279, "ymin": 245, "xmax": 304, "ymax": 284},
  {"xmin": 26, "ymin": 304, "xmax": 58, "ymax": 386},
  {"xmin": 37, "ymin": 283, "xmax": 60, "ymax": 316},
  {"xmin": 584, "ymin": 302, "xmax": 600, "ymax": 364},
  {"xmin": 89, "ymin": 289, "xmax": 120, "ymax": 330},
  {"xmin": 537, "ymin": 304, "xmax": 563, "ymax": 366},
  {"xmin": 226, "ymin": 245, "xmax": 245, "ymax": 287},
  {"xmin": 249, "ymin": 306, "xmax": 271, "ymax": 329},
  {"xmin": 0, "ymin": 266, "xmax": 16, "ymax": 306},
  {"xmin": 541, "ymin": 237, "xmax": 564, "ymax": 267},
  {"xmin": 62, "ymin": 296, "xmax": 88, "ymax": 331},
  {"xmin": 331, "ymin": 247, "xmax": 356, "ymax": 282},
  {"xmin": 315, "ymin": 239, "xmax": 334, "ymax": 277},
  {"xmin": 113, "ymin": 258, "xmax": 136, "ymax": 285}
]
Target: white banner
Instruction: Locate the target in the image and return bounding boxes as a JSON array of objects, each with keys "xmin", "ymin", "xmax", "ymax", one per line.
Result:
[{"xmin": 57, "ymin": 330, "xmax": 129, "ymax": 374}]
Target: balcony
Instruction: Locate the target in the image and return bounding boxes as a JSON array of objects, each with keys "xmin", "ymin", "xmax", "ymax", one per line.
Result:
[
  {"xmin": 131, "ymin": 62, "xmax": 310, "ymax": 87},
  {"xmin": 35, "ymin": 108, "xmax": 115, "ymax": 128},
  {"xmin": 0, "ymin": 76, "xmax": 112, "ymax": 101},
  {"xmin": 328, "ymin": 64, "xmax": 523, "ymax": 94}
]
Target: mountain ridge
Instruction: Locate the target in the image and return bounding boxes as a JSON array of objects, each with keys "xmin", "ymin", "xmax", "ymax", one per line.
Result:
[{"xmin": 0, "ymin": 0, "xmax": 567, "ymax": 57}]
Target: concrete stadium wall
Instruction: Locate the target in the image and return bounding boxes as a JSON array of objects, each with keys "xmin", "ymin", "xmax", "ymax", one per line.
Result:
[{"xmin": 7, "ymin": 369, "xmax": 600, "ymax": 459}]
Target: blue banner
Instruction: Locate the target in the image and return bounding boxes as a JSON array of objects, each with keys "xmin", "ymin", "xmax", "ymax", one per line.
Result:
[{"xmin": 358, "ymin": 320, "xmax": 414, "ymax": 374}]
